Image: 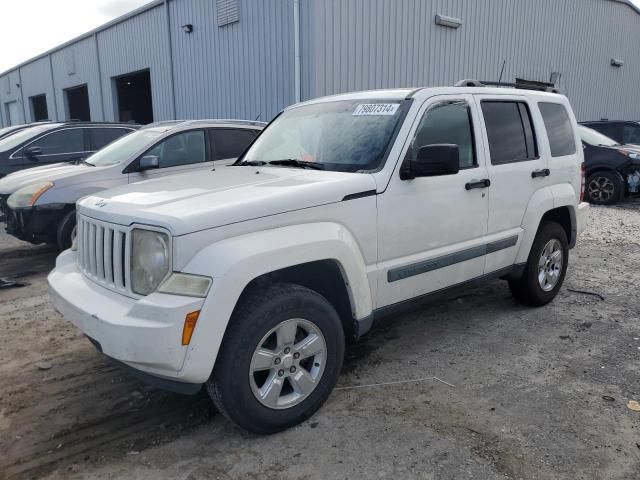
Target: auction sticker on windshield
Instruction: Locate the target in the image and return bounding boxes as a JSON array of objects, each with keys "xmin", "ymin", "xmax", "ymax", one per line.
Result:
[{"xmin": 352, "ymin": 103, "xmax": 400, "ymax": 116}]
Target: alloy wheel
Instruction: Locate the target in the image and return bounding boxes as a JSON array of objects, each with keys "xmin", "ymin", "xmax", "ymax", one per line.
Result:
[
  {"xmin": 538, "ymin": 239, "xmax": 564, "ymax": 292},
  {"xmin": 249, "ymin": 318, "xmax": 326, "ymax": 410},
  {"xmin": 588, "ymin": 176, "xmax": 615, "ymax": 203}
]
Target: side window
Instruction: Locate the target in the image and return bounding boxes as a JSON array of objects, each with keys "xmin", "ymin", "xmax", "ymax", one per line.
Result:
[
  {"xmin": 481, "ymin": 101, "xmax": 538, "ymax": 165},
  {"xmin": 210, "ymin": 128, "xmax": 257, "ymax": 160},
  {"xmin": 410, "ymin": 101, "xmax": 476, "ymax": 168},
  {"xmin": 623, "ymin": 124, "xmax": 640, "ymax": 145},
  {"xmin": 538, "ymin": 102, "xmax": 577, "ymax": 157},
  {"xmin": 26, "ymin": 128, "xmax": 85, "ymax": 155},
  {"xmin": 90, "ymin": 128, "xmax": 132, "ymax": 150},
  {"xmin": 145, "ymin": 130, "xmax": 206, "ymax": 168}
]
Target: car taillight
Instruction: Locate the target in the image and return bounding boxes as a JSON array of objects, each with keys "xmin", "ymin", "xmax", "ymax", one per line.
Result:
[{"xmin": 580, "ymin": 162, "xmax": 586, "ymax": 201}]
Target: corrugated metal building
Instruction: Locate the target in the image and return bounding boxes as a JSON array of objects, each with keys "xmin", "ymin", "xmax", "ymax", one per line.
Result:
[{"xmin": 1, "ymin": 0, "xmax": 639, "ymax": 127}]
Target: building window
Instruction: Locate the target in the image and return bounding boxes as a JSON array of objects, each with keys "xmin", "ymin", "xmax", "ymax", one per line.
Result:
[{"xmin": 217, "ymin": 0, "xmax": 239, "ymax": 27}]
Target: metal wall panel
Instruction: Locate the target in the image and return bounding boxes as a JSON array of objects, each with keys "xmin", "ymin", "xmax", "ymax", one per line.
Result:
[
  {"xmin": 303, "ymin": 0, "xmax": 640, "ymax": 121},
  {"xmin": 169, "ymin": 0, "xmax": 295, "ymax": 121},
  {"xmin": 18, "ymin": 58, "xmax": 55, "ymax": 122},
  {"xmin": 0, "ymin": 70, "xmax": 25, "ymax": 126},
  {"xmin": 97, "ymin": 4, "xmax": 173, "ymax": 121},
  {"xmin": 51, "ymin": 36, "xmax": 102, "ymax": 121}
]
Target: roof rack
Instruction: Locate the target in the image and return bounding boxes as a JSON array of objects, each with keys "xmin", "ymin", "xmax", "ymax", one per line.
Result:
[{"xmin": 454, "ymin": 79, "xmax": 559, "ymax": 93}]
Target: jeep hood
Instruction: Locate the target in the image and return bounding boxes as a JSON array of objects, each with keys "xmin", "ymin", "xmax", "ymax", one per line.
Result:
[
  {"xmin": 77, "ymin": 166, "xmax": 377, "ymax": 235},
  {"xmin": 0, "ymin": 163, "xmax": 109, "ymax": 195}
]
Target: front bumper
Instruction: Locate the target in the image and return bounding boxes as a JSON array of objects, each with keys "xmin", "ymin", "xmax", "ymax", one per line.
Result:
[
  {"xmin": 5, "ymin": 205, "xmax": 67, "ymax": 244},
  {"xmin": 48, "ymin": 250, "xmax": 205, "ymax": 391}
]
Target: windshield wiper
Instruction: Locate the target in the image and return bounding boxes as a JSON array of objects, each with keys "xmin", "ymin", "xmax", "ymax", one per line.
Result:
[
  {"xmin": 235, "ymin": 160, "xmax": 267, "ymax": 166},
  {"xmin": 81, "ymin": 160, "xmax": 95, "ymax": 167},
  {"xmin": 268, "ymin": 159, "xmax": 325, "ymax": 170}
]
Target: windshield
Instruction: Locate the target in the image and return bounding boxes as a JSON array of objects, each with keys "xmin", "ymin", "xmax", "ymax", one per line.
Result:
[
  {"xmin": 85, "ymin": 129, "xmax": 164, "ymax": 166},
  {"xmin": 0, "ymin": 125, "xmax": 52, "ymax": 153},
  {"xmin": 579, "ymin": 125, "xmax": 619, "ymax": 147},
  {"xmin": 241, "ymin": 99, "xmax": 407, "ymax": 172}
]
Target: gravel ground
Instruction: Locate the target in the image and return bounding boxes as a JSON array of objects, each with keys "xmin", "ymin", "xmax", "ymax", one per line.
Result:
[{"xmin": 0, "ymin": 201, "xmax": 639, "ymax": 480}]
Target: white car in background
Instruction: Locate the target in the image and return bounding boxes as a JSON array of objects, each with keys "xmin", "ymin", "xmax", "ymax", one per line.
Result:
[{"xmin": 0, "ymin": 120, "xmax": 264, "ymax": 249}]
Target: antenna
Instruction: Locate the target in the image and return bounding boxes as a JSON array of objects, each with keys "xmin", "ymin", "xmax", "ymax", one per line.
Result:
[
  {"xmin": 254, "ymin": 112, "xmax": 262, "ymax": 121},
  {"xmin": 497, "ymin": 60, "xmax": 506, "ymax": 87}
]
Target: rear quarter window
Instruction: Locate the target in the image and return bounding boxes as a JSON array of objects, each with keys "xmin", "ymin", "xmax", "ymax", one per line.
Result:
[{"xmin": 538, "ymin": 103, "xmax": 577, "ymax": 157}]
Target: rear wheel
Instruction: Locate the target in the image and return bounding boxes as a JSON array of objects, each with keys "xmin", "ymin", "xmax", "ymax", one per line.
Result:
[
  {"xmin": 207, "ymin": 283, "xmax": 345, "ymax": 434},
  {"xmin": 586, "ymin": 171, "xmax": 623, "ymax": 205},
  {"xmin": 509, "ymin": 222, "xmax": 569, "ymax": 306}
]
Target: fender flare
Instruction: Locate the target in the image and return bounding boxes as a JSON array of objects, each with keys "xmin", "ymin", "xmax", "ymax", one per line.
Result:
[
  {"xmin": 516, "ymin": 185, "xmax": 579, "ymax": 264},
  {"xmin": 178, "ymin": 222, "xmax": 373, "ymax": 383}
]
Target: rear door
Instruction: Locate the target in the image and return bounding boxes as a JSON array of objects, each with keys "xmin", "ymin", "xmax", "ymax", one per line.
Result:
[
  {"xmin": 475, "ymin": 95, "xmax": 550, "ymax": 273},
  {"xmin": 209, "ymin": 128, "xmax": 258, "ymax": 165},
  {"xmin": 127, "ymin": 128, "xmax": 212, "ymax": 183}
]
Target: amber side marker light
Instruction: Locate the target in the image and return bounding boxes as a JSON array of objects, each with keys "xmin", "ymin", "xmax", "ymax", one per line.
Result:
[{"xmin": 182, "ymin": 311, "xmax": 200, "ymax": 346}]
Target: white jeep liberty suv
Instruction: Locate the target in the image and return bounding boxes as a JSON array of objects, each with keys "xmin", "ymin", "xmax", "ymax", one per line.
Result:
[{"xmin": 49, "ymin": 82, "xmax": 589, "ymax": 433}]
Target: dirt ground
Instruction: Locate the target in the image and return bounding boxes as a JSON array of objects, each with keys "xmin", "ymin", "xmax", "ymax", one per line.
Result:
[{"xmin": 0, "ymin": 201, "xmax": 639, "ymax": 480}]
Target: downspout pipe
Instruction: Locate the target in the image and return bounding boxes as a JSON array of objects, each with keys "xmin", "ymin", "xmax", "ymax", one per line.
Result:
[{"xmin": 293, "ymin": 0, "xmax": 301, "ymax": 103}]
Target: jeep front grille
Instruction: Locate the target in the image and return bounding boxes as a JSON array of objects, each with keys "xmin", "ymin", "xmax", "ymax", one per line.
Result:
[{"xmin": 76, "ymin": 214, "xmax": 132, "ymax": 295}]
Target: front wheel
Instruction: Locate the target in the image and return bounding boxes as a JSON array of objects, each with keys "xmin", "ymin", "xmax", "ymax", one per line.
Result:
[
  {"xmin": 207, "ymin": 283, "xmax": 345, "ymax": 434},
  {"xmin": 586, "ymin": 171, "xmax": 623, "ymax": 205},
  {"xmin": 56, "ymin": 210, "xmax": 77, "ymax": 251},
  {"xmin": 509, "ymin": 221, "xmax": 569, "ymax": 307}
]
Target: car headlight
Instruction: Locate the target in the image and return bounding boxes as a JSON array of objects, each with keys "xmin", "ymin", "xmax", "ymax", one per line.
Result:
[
  {"xmin": 158, "ymin": 273, "xmax": 212, "ymax": 298},
  {"xmin": 628, "ymin": 152, "xmax": 640, "ymax": 160},
  {"xmin": 7, "ymin": 181, "xmax": 53, "ymax": 209},
  {"xmin": 131, "ymin": 229, "xmax": 170, "ymax": 295}
]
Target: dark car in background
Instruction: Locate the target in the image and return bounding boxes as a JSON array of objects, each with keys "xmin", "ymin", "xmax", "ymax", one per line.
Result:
[
  {"xmin": 578, "ymin": 125, "xmax": 640, "ymax": 205},
  {"xmin": 0, "ymin": 122, "xmax": 139, "ymax": 178},
  {"xmin": 581, "ymin": 120, "xmax": 640, "ymax": 146}
]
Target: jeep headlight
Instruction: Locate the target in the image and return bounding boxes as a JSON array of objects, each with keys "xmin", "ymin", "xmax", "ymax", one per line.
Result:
[
  {"xmin": 7, "ymin": 181, "xmax": 53, "ymax": 208},
  {"xmin": 131, "ymin": 229, "xmax": 170, "ymax": 295}
]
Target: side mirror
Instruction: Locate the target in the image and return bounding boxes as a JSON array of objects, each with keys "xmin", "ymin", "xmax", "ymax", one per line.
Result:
[
  {"xmin": 401, "ymin": 144, "xmax": 460, "ymax": 179},
  {"xmin": 139, "ymin": 155, "xmax": 159, "ymax": 171},
  {"xmin": 24, "ymin": 146, "xmax": 43, "ymax": 160}
]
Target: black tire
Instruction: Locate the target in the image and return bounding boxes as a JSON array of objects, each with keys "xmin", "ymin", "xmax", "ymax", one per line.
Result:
[
  {"xmin": 586, "ymin": 171, "xmax": 623, "ymax": 205},
  {"xmin": 207, "ymin": 283, "xmax": 345, "ymax": 434},
  {"xmin": 509, "ymin": 222, "xmax": 569, "ymax": 307},
  {"xmin": 56, "ymin": 210, "xmax": 77, "ymax": 251}
]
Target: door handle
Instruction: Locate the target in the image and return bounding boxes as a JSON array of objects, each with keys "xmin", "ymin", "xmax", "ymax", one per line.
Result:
[
  {"xmin": 465, "ymin": 179, "xmax": 491, "ymax": 190},
  {"xmin": 531, "ymin": 168, "xmax": 551, "ymax": 178}
]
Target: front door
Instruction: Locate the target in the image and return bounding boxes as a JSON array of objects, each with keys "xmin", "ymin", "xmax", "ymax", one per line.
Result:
[
  {"xmin": 474, "ymin": 95, "xmax": 551, "ymax": 273},
  {"xmin": 376, "ymin": 94, "xmax": 490, "ymax": 308},
  {"xmin": 127, "ymin": 129, "xmax": 212, "ymax": 183},
  {"xmin": 13, "ymin": 127, "xmax": 88, "ymax": 170}
]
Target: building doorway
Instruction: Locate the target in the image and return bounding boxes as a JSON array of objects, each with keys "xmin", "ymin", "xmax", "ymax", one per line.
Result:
[
  {"xmin": 64, "ymin": 85, "xmax": 91, "ymax": 121},
  {"xmin": 114, "ymin": 70, "xmax": 153, "ymax": 124},
  {"xmin": 4, "ymin": 101, "xmax": 19, "ymax": 125},
  {"xmin": 29, "ymin": 94, "xmax": 49, "ymax": 121}
]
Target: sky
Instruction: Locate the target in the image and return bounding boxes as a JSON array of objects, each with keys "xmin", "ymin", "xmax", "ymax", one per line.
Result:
[
  {"xmin": 0, "ymin": 0, "xmax": 154, "ymax": 72},
  {"xmin": 0, "ymin": 0, "xmax": 639, "ymax": 72}
]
